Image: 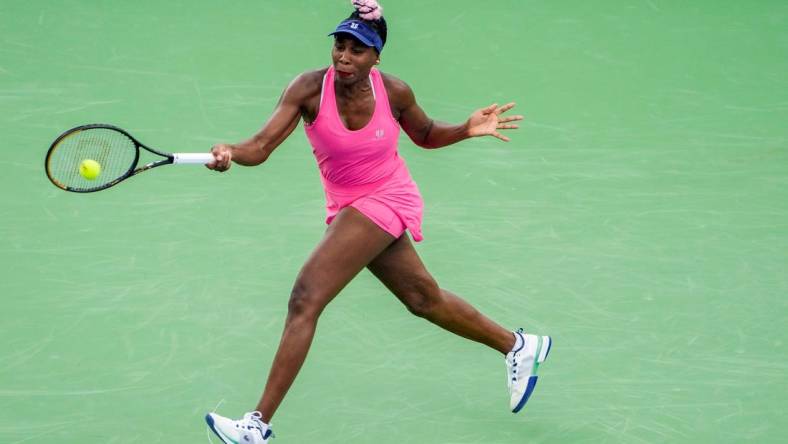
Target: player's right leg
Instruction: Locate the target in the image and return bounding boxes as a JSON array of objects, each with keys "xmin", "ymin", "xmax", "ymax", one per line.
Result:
[
  {"xmin": 254, "ymin": 207, "xmax": 397, "ymax": 420},
  {"xmin": 206, "ymin": 207, "xmax": 396, "ymax": 443}
]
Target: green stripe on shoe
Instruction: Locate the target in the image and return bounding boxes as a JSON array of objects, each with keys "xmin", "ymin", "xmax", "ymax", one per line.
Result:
[{"xmin": 531, "ymin": 336, "xmax": 543, "ymax": 376}]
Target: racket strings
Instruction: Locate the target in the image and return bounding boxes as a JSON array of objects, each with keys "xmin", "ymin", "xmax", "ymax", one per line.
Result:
[{"xmin": 47, "ymin": 128, "xmax": 138, "ymax": 191}]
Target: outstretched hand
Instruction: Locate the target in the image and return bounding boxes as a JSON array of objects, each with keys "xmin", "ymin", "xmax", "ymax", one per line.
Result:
[{"xmin": 466, "ymin": 102, "xmax": 524, "ymax": 142}]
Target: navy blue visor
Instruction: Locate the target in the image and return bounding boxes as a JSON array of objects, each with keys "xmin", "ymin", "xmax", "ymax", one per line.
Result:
[{"xmin": 329, "ymin": 20, "xmax": 383, "ymax": 53}]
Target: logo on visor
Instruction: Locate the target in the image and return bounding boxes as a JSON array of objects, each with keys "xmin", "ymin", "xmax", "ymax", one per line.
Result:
[{"xmin": 350, "ymin": 22, "xmax": 359, "ymax": 29}]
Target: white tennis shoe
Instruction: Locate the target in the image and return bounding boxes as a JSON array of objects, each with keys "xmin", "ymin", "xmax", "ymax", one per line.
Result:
[
  {"xmin": 205, "ymin": 411, "xmax": 273, "ymax": 444},
  {"xmin": 506, "ymin": 328, "xmax": 552, "ymax": 413}
]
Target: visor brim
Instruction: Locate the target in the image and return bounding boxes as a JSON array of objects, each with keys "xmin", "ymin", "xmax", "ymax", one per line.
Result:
[{"xmin": 329, "ymin": 30, "xmax": 376, "ymax": 49}]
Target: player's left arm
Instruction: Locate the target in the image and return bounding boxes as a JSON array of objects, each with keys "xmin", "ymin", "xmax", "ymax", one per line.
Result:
[{"xmin": 386, "ymin": 75, "xmax": 523, "ymax": 149}]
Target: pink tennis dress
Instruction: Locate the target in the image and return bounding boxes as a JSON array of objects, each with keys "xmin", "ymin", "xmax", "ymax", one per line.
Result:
[{"xmin": 304, "ymin": 65, "xmax": 424, "ymax": 241}]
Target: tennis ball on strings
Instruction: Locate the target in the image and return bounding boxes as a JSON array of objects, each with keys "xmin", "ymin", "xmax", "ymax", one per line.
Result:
[{"xmin": 79, "ymin": 159, "xmax": 101, "ymax": 180}]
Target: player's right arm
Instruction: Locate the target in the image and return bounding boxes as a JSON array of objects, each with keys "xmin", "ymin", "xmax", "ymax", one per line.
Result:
[{"xmin": 207, "ymin": 72, "xmax": 321, "ymax": 171}]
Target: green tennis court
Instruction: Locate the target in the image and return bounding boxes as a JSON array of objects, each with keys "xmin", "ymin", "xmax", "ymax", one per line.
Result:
[{"xmin": 1, "ymin": 1, "xmax": 786, "ymax": 442}]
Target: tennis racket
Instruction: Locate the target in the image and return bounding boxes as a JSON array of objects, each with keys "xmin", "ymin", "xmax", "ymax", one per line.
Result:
[{"xmin": 45, "ymin": 123, "xmax": 215, "ymax": 193}]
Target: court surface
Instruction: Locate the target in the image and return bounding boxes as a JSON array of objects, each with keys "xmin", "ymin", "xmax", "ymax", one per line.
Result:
[{"xmin": 1, "ymin": 1, "xmax": 786, "ymax": 442}]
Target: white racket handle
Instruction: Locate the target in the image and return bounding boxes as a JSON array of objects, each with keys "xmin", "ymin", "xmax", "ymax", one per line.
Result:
[{"xmin": 172, "ymin": 153, "xmax": 215, "ymax": 164}]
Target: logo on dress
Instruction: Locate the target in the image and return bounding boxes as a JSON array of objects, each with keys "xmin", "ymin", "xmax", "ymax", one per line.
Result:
[{"xmin": 375, "ymin": 129, "xmax": 385, "ymax": 139}]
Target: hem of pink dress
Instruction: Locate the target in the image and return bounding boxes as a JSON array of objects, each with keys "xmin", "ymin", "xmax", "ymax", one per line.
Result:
[{"xmin": 325, "ymin": 205, "xmax": 424, "ymax": 243}]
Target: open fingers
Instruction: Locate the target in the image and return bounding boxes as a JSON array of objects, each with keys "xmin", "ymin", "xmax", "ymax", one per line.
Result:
[
  {"xmin": 495, "ymin": 102, "xmax": 516, "ymax": 115},
  {"xmin": 496, "ymin": 112, "xmax": 523, "ymax": 130},
  {"xmin": 492, "ymin": 131, "xmax": 511, "ymax": 142},
  {"xmin": 498, "ymin": 114, "xmax": 524, "ymax": 123},
  {"xmin": 482, "ymin": 103, "xmax": 498, "ymax": 115}
]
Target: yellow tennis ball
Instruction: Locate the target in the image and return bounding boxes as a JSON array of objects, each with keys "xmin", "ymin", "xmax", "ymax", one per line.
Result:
[{"xmin": 79, "ymin": 159, "xmax": 101, "ymax": 180}]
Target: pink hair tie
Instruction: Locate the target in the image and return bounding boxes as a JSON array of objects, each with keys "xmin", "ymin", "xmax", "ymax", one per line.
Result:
[{"xmin": 351, "ymin": 0, "xmax": 383, "ymax": 21}]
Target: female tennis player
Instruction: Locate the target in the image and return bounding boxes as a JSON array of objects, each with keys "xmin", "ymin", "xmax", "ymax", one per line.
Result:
[{"xmin": 204, "ymin": 2, "xmax": 551, "ymax": 442}]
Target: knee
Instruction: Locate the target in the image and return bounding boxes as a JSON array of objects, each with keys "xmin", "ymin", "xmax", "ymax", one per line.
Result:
[
  {"xmin": 287, "ymin": 281, "xmax": 324, "ymax": 322},
  {"xmin": 401, "ymin": 276, "xmax": 442, "ymax": 318}
]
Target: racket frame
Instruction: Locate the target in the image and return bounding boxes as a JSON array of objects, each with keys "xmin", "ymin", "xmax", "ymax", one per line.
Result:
[{"xmin": 45, "ymin": 123, "xmax": 210, "ymax": 193}]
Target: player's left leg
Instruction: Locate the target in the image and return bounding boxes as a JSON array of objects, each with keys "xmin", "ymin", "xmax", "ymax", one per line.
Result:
[
  {"xmin": 366, "ymin": 234, "xmax": 552, "ymax": 412},
  {"xmin": 367, "ymin": 234, "xmax": 514, "ymax": 353}
]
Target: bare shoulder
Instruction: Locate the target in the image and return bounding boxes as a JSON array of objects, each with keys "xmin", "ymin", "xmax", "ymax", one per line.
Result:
[
  {"xmin": 285, "ymin": 68, "xmax": 328, "ymax": 101},
  {"xmin": 380, "ymin": 71, "xmax": 416, "ymax": 112},
  {"xmin": 380, "ymin": 72, "xmax": 414, "ymax": 99}
]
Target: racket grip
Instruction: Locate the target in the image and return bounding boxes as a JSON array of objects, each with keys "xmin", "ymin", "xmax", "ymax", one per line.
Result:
[{"xmin": 172, "ymin": 153, "xmax": 215, "ymax": 164}]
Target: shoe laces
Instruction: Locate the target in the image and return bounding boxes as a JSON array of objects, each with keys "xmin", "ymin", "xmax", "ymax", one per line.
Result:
[
  {"xmin": 506, "ymin": 329, "xmax": 525, "ymax": 387},
  {"xmin": 236, "ymin": 412, "xmax": 274, "ymax": 440},
  {"xmin": 506, "ymin": 353, "xmax": 519, "ymax": 387}
]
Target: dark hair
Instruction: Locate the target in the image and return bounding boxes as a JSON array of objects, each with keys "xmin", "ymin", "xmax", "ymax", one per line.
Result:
[{"xmin": 347, "ymin": 10, "xmax": 387, "ymax": 47}]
